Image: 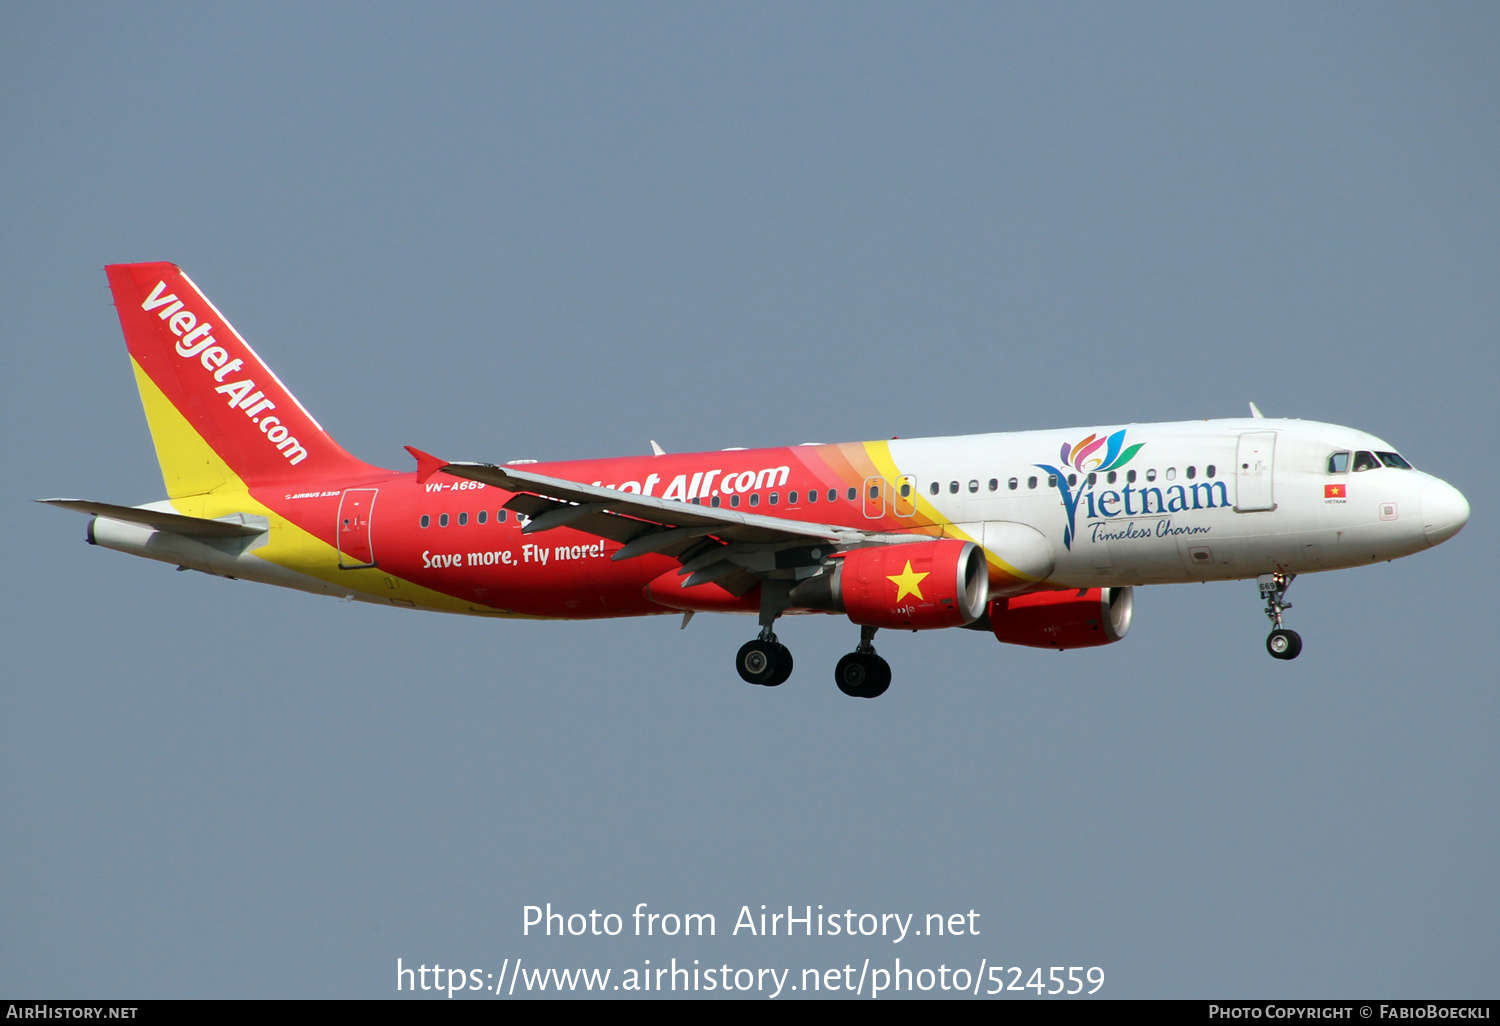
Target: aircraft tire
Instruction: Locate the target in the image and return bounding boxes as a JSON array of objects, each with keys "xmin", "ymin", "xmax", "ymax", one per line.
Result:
[
  {"xmin": 737, "ymin": 640, "xmax": 782, "ymax": 685},
  {"xmin": 835, "ymin": 652, "xmax": 889, "ymax": 698},
  {"xmin": 1266, "ymin": 629, "xmax": 1303, "ymax": 660},
  {"xmin": 766, "ymin": 644, "xmax": 794, "ymax": 687}
]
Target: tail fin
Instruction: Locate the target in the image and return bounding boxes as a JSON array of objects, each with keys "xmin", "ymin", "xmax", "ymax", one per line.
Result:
[{"xmin": 105, "ymin": 262, "xmax": 381, "ymax": 497}]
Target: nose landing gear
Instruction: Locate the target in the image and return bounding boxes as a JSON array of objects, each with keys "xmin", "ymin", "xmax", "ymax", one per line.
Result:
[
  {"xmin": 1259, "ymin": 573, "xmax": 1302, "ymax": 660},
  {"xmin": 835, "ymin": 625, "xmax": 891, "ymax": 698}
]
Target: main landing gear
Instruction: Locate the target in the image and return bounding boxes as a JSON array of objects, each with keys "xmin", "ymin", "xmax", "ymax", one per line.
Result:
[
  {"xmin": 1259, "ymin": 572, "xmax": 1303, "ymax": 660},
  {"xmin": 732, "ymin": 595, "xmax": 891, "ymax": 697},
  {"xmin": 736, "ymin": 581, "xmax": 795, "ymax": 686},
  {"xmin": 835, "ymin": 625, "xmax": 890, "ymax": 699},
  {"xmin": 736, "ymin": 633, "xmax": 794, "ymax": 686}
]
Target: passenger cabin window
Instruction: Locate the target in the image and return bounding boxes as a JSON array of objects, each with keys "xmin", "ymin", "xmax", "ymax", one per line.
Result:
[
  {"xmin": 1085, "ymin": 473, "xmax": 1095, "ymax": 486},
  {"xmin": 458, "ymin": 512, "xmax": 468, "ymax": 525},
  {"xmin": 1107, "ymin": 471, "xmax": 1116, "ymax": 484},
  {"xmin": 1327, "ymin": 452, "xmax": 1350, "ymax": 474},
  {"xmin": 1067, "ymin": 474, "xmax": 1077, "ymax": 486},
  {"xmin": 1206, "ymin": 465, "xmax": 1216, "ymax": 478},
  {"xmin": 1353, "ymin": 450, "xmax": 1380, "ymax": 472},
  {"xmin": 1146, "ymin": 469, "xmax": 1157, "ymax": 482},
  {"xmin": 749, "ymin": 494, "xmax": 759, "ymax": 507},
  {"xmin": 929, "ymin": 481, "xmax": 939, "ymax": 496},
  {"xmin": 788, "ymin": 491, "xmax": 798, "ymax": 504},
  {"xmin": 949, "ymin": 481, "xmax": 959, "ymax": 494},
  {"xmin": 730, "ymin": 495, "xmax": 740, "ymax": 507},
  {"xmin": 477, "ymin": 510, "xmax": 487, "ymax": 524},
  {"xmin": 1377, "ymin": 451, "xmax": 1413, "ymax": 469},
  {"xmin": 1008, "ymin": 478, "xmax": 1018, "ymax": 490},
  {"xmin": 711, "ymin": 495, "xmax": 721, "ymax": 507},
  {"xmin": 1186, "ymin": 466, "xmax": 1196, "ymax": 480},
  {"xmin": 1047, "ymin": 475, "xmax": 1057, "ymax": 487},
  {"xmin": 768, "ymin": 492, "xmax": 778, "ymax": 505},
  {"xmin": 828, "ymin": 489, "xmax": 837, "ymax": 502},
  {"xmin": 968, "ymin": 480, "xmax": 978, "ymax": 493},
  {"xmin": 1165, "ymin": 468, "xmax": 1176, "ymax": 481},
  {"xmin": 899, "ymin": 482, "xmax": 911, "ymax": 497},
  {"xmin": 1127, "ymin": 470, "xmax": 1137, "ymax": 483},
  {"xmin": 439, "ymin": 513, "xmax": 449, "ymax": 527},
  {"xmin": 420, "ymin": 515, "xmax": 430, "ymax": 528},
  {"xmin": 806, "ymin": 489, "xmax": 817, "ymax": 503},
  {"xmin": 988, "ymin": 478, "xmax": 998, "ymax": 491},
  {"xmin": 846, "ymin": 488, "xmax": 856, "ymax": 501},
  {"xmin": 497, "ymin": 509, "xmax": 508, "ymax": 523}
]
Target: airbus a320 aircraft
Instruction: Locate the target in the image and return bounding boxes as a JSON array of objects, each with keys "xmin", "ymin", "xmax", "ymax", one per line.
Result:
[{"xmin": 46, "ymin": 263, "xmax": 1471, "ymax": 697}]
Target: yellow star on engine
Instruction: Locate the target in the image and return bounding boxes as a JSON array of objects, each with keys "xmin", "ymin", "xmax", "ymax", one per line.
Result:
[{"xmin": 887, "ymin": 560, "xmax": 929, "ymax": 603}]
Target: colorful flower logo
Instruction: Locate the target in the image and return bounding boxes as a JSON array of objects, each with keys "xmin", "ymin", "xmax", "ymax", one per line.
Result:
[
  {"xmin": 1036, "ymin": 429, "xmax": 1144, "ymax": 550},
  {"xmin": 1057, "ymin": 429, "xmax": 1143, "ymax": 476}
]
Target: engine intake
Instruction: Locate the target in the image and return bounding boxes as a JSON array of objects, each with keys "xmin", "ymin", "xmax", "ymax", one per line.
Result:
[
  {"xmin": 989, "ymin": 586, "xmax": 1133, "ymax": 650},
  {"xmin": 789, "ymin": 539, "xmax": 989, "ymax": 630}
]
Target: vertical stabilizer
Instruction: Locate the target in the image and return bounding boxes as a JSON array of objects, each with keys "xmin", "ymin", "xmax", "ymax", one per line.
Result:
[{"xmin": 105, "ymin": 263, "xmax": 382, "ymax": 496}]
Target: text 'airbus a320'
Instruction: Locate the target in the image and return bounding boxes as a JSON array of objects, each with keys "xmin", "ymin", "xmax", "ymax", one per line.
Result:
[{"xmin": 45, "ymin": 264, "xmax": 1470, "ymax": 697}]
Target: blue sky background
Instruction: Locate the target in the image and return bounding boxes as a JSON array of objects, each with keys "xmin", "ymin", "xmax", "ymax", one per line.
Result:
[{"xmin": 2, "ymin": 2, "xmax": 1496, "ymax": 998}]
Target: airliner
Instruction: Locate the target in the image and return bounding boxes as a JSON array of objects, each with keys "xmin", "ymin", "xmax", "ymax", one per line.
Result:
[{"xmin": 44, "ymin": 263, "xmax": 1471, "ymax": 697}]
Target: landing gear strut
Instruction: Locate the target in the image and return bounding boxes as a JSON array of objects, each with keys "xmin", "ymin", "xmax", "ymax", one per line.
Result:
[
  {"xmin": 835, "ymin": 625, "xmax": 891, "ymax": 698},
  {"xmin": 1259, "ymin": 572, "xmax": 1303, "ymax": 660}
]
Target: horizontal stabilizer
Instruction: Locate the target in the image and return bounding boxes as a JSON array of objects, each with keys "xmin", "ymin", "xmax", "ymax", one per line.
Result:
[{"xmin": 37, "ymin": 499, "xmax": 267, "ymax": 538}]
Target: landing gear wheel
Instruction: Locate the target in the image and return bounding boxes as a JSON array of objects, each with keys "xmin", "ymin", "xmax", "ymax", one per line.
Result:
[
  {"xmin": 767, "ymin": 644, "xmax": 794, "ymax": 686},
  {"xmin": 737, "ymin": 640, "xmax": 779, "ymax": 685},
  {"xmin": 835, "ymin": 652, "xmax": 891, "ymax": 698},
  {"xmin": 1266, "ymin": 629, "xmax": 1303, "ymax": 660},
  {"xmin": 737, "ymin": 640, "xmax": 793, "ymax": 686}
]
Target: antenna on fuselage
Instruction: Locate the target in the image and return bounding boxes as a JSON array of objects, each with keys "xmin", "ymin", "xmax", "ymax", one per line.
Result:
[{"xmin": 1248, "ymin": 402, "xmax": 1265, "ymax": 419}]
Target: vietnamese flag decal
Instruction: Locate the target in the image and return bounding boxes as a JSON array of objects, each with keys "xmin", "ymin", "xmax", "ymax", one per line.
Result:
[{"xmin": 1325, "ymin": 483, "xmax": 1347, "ymax": 498}]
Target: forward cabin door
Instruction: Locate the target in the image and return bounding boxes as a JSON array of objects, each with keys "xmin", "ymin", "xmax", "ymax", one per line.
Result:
[
  {"xmin": 337, "ymin": 488, "xmax": 378, "ymax": 568},
  {"xmin": 1235, "ymin": 432, "xmax": 1277, "ymax": 512}
]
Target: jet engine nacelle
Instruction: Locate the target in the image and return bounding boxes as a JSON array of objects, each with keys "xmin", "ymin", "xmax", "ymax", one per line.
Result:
[
  {"xmin": 789, "ymin": 539, "xmax": 989, "ymax": 630},
  {"xmin": 989, "ymin": 586, "xmax": 1134, "ymax": 650}
]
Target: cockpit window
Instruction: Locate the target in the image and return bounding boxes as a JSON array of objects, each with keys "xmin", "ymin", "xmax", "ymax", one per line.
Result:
[
  {"xmin": 1327, "ymin": 451, "xmax": 1350, "ymax": 474},
  {"xmin": 1376, "ymin": 451, "xmax": 1413, "ymax": 469},
  {"xmin": 1352, "ymin": 450, "xmax": 1381, "ymax": 472}
]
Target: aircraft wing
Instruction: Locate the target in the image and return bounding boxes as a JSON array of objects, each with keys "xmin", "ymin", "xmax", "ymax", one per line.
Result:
[
  {"xmin": 434, "ymin": 459, "xmax": 920, "ymax": 594},
  {"xmin": 37, "ymin": 499, "xmax": 267, "ymax": 538},
  {"xmin": 440, "ymin": 462, "xmax": 862, "ymax": 545}
]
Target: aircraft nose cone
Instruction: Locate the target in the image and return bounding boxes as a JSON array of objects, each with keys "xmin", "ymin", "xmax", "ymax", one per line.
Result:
[{"xmin": 1421, "ymin": 478, "xmax": 1470, "ymax": 545}]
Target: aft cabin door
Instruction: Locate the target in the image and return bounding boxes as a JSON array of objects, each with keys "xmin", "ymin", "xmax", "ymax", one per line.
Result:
[
  {"xmin": 1235, "ymin": 433, "xmax": 1276, "ymax": 512},
  {"xmin": 337, "ymin": 488, "xmax": 378, "ymax": 568}
]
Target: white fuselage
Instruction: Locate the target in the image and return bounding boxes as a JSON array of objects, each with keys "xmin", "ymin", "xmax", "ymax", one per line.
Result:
[{"xmin": 883, "ymin": 418, "xmax": 1467, "ymax": 590}]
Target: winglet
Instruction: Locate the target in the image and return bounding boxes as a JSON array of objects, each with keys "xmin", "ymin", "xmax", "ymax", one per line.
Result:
[
  {"xmin": 1248, "ymin": 402, "xmax": 1265, "ymax": 419},
  {"xmin": 405, "ymin": 445, "xmax": 448, "ymax": 485}
]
